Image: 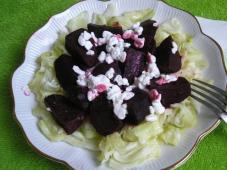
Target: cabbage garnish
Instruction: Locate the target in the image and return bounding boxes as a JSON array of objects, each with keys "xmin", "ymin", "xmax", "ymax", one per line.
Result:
[
  {"xmin": 159, "ymin": 125, "xmax": 181, "ymax": 146},
  {"xmin": 107, "ymin": 9, "xmax": 154, "ymax": 29},
  {"xmin": 67, "ymin": 11, "xmax": 89, "ymax": 32},
  {"xmin": 167, "ymin": 98, "xmax": 197, "ymax": 128},
  {"xmin": 29, "ymin": 51, "xmax": 64, "ymax": 108},
  {"xmin": 92, "ymin": 4, "xmax": 118, "ymax": 25},
  {"xmin": 122, "ymin": 121, "xmax": 163, "ymax": 144},
  {"xmin": 98, "ymin": 133, "xmax": 160, "ymax": 169}
]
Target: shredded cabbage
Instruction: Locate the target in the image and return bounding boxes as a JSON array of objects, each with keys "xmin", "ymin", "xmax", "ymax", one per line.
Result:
[
  {"xmin": 67, "ymin": 11, "xmax": 89, "ymax": 32},
  {"xmin": 91, "ymin": 3, "xmax": 154, "ymax": 29},
  {"xmin": 159, "ymin": 125, "xmax": 181, "ymax": 146},
  {"xmin": 107, "ymin": 9, "xmax": 154, "ymax": 29},
  {"xmin": 29, "ymin": 4, "xmax": 206, "ymax": 169},
  {"xmin": 92, "ymin": 4, "xmax": 118, "ymax": 25},
  {"xmin": 98, "ymin": 133, "xmax": 160, "ymax": 169}
]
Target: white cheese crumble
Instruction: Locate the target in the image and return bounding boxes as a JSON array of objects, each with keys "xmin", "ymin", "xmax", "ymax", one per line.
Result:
[
  {"xmin": 105, "ymin": 68, "xmax": 115, "ymax": 79},
  {"xmin": 145, "ymin": 106, "xmax": 158, "ymax": 122},
  {"xmin": 107, "ymin": 85, "xmax": 134, "ymax": 120},
  {"xmin": 153, "ymin": 22, "xmax": 159, "ymax": 27},
  {"xmin": 150, "ymin": 89, "xmax": 165, "ymax": 114},
  {"xmin": 46, "ymin": 107, "xmax": 51, "ymax": 112},
  {"xmin": 152, "ymin": 97, "xmax": 165, "ymax": 114},
  {"xmin": 126, "ymin": 85, "xmax": 136, "ymax": 92},
  {"xmin": 135, "ymin": 53, "xmax": 160, "ymax": 89},
  {"xmin": 132, "ymin": 22, "xmax": 143, "ymax": 35},
  {"xmin": 73, "ymin": 66, "xmax": 87, "ymax": 86},
  {"xmin": 114, "ymin": 75, "xmax": 129, "ymax": 86},
  {"xmin": 86, "ymin": 50, "xmax": 95, "ymax": 55},
  {"xmin": 156, "ymin": 74, "xmax": 178, "ymax": 85},
  {"xmin": 171, "ymin": 41, "xmax": 178, "ymax": 54},
  {"xmin": 122, "ymin": 23, "xmax": 145, "ymax": 49},
  {"xmin": 146, "ymin": 90, "xmax": 165, "ymax": 122},
  {"xmin": 97, "ymin": 31, "xmax": 129, "ymax": 64},
  {"xmin": 78, "ymin": 31, "xmax": 97, "ymax": 56}
]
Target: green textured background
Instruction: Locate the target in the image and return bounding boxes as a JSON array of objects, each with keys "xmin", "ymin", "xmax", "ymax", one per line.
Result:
[{"xmin": 0, "ymin": 0, "xmax": 227, "ymax": 169}]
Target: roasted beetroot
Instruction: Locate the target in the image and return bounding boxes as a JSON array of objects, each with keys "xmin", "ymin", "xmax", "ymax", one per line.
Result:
[
  {"xmin": 155, "ymin": 36, "xmax": 182, "ymax": 73},
  {"xmin": 87, "ymin": 23, "xmax": 123, "ymax": 37},
  {"xmin": 54, "ymin": 54, "xmax": 78, "ymax": 91},
  {"xmin": 125, "ymin": 88, "xmax": 150, "ymax": 125},
  {"xmin": 90, "ymin": 93, "xmax": 124, "ymax": 136},
  {"xmin": 149, "ymin": 77, "xmax": 191, "ymax": 107},
  {"xmin": 65, "ymin": 28, "xmax": 98, "ymax": 67},
  {"xmin": 123, "ymin": 48, "xmax": 146, "ymax": 84},
  {"xmin": 140, "ymin": 20, "xmax": 158, "ymax": 54},
  {"xmin": 67, "ymin": 86, "xmax": 90, "ymax": 112},
  {"xmin": 92, "ymin": 61, "xmax": 122, "ymax": 77},
  {"xmin": 44, "ymin": 95, "xmax": 86, "ymax": 134}
]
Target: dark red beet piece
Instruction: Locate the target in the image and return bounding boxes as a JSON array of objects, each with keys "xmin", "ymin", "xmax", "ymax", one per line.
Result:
[
  {"xmin": 124, "ymin": 48, "xmax": 146, "ymax": 84},
  {"xmin": 140, "ymin": 20, "xmax": 158, "ymax": 54},
  {"xmin": 54, "ymin": 54, "xmax": 79, "ymax": 91},
  {"xmin": 125, "ymin": 88, "xmax": 150, "ymax": 125},
  {"xmin": 65, "ymin": 28, "xmax": 98, "ymax": 67},
  {"xmin": 87, "ymin": 23, "xmax": 123, "ymax": 37},
  {"xmin": 67, "ymin": 86, "xmax": 90, "ymax": 112},
  {"xmin": 155, "ymin": 36, "xmax": 182, "ymax": 73},
  {"xmin": 92, "ymin": 61, "xmax": 122, "ymax": 77},
  {"xmin": 149, "ymin": 77, "xmax": 191, "ymax": 107},
  {"xmin": 44, "ymin": 95, "xmax": 86, "ymax": 134},
  {"xmin": 90, "ymin": 93, "xmax": 124, "ymax": 136}
]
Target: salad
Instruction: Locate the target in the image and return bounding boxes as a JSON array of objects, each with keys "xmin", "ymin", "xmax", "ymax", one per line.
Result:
[{"xmin": 29, "ymin": 4, "xmax": 206, "ymax": 169}]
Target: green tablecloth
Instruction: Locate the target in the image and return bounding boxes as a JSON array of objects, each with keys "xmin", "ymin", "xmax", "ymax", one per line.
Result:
[{"xmin": 0, "ymin": 0, "xmax": 226, "ymax": 169}]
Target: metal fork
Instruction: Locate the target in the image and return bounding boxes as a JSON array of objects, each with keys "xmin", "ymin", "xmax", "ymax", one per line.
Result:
[{"xmin": 190, "ymin": 79, "xmax": 227, "ymax": 122}]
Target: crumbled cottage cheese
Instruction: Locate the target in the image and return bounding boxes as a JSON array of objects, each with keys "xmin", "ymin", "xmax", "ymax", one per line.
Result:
[
  {"xmin": 114, "ymin": 75, "xmax": 129, "ymax": 86},
  {"xmin": 145, "ymin": 106, "xmax": 158, "ymax": 122},
  {"xmin": 136, "ymin": 53, "xmax": 160, "ymax": 89},
  {"xmin": 156, "ymin": 74, "xmax": 178, "ymax": 85},
  {"xmin": 97, "ymin": 31, "xmax": 130, "ymax": 64},
  {"xmin": 146, "ymin": 89, "xmax": 165, "ymax": 122},
  {"xmin": 105, "ymin": 68, "xmax": 115, "ymax": 79},
  {"xmin": 107, "ymin": 85, "xmax": 134, "ymax": 120},
  {"xmin": 122, "ymin": 22, "xmax": 145, "ymax": 49},
  {"xmin": 171, "ymin": 41, "xmax": 178, "ymax": 54},
  {"xmin": 78, "ymin": 31, "xmax": 97, "ymax": 56}
]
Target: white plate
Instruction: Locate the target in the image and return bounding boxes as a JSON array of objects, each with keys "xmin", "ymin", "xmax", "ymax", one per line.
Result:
[{"xmin": 12, "ymin": 0, "xmax": 227, "ymax": 169}]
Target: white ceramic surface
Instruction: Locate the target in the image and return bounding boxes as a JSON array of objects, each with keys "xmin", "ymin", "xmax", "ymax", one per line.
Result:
[{"xmin": 12, "ymin": 0, "xmax": 227, "ymax": 169}]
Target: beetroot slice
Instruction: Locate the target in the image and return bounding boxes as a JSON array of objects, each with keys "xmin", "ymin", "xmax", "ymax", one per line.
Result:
[
  {"xmin": 90, "ymin": 93, "xmax": 124, "ymax": 136},
  {"xmin": 65, "ymin": 28, "xmax": 98, "ymax": 67},
  {"xmin": 123, "ymin": 48, "xmax": 146, "ymax": 84},
  {"xmin": 44, "ymin": 95, "xmax": 86, "ymax": 134},
  {"xmin": 67, "ymin": 86, "xmax": 90, "ymax": 112},
  {"xmin": 140, "ymin": 20, "xmax": 158, "ymax": 54},
  {"xmin": 54, "ymin": 54, "xmax": 79, "ymax": 91},
  {"xmin": 125, "ymin": 88, "xmax": 150, "ymax": 125},
  {"xmin": 155, "ymin": 36, "xmax": 182, "ymax": 73},
  {"xmin": 87, "ymin": 23, "xmax": 123, "ymax": 37},
  {"xmin": 92, "ymin": 61, "xmax": 122, "ymax": 77},
  {"xmin": 149, "ymin": 77, "xmax": 191, "ymax": 107}
]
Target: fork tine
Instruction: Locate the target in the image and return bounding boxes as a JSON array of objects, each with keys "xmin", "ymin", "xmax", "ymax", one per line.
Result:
[
  {"xmin": 191, "ymin": 94, "xmax": 221, "ymax": 115},
  {"xmin": 191, "ymin": 82, "xmax": 227, "ymax": 105},
  {"xmin": 193, "ymin": 79, "xmax": 227, "ymax": 97},
  {"xmin": 191, "ymin": 88, "xmax": 226, "ymax": 113}
]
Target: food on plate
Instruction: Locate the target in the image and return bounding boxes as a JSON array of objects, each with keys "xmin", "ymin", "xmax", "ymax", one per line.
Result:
[{"xmin": 29, "ymin": 4, "xmax": 207, "ymax": 169}]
